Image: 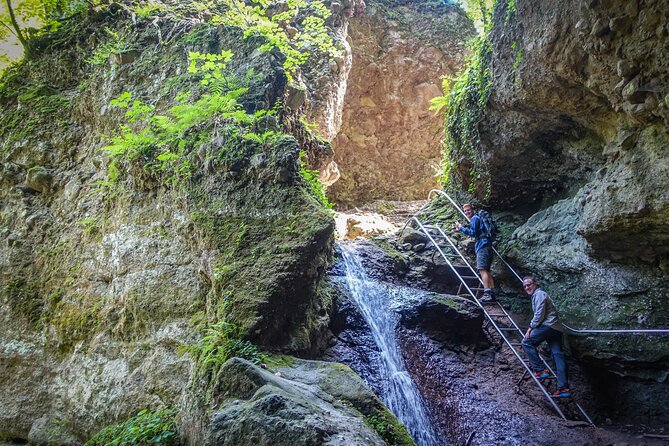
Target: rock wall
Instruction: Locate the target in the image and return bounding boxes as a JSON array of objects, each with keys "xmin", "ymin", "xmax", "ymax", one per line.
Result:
[
  {"xmin": 328, "ymin": 0, "xmax": 474, "ymax": 208},
  {"xmin": 455, "ymin": 0, "xmax": 669, "ymax": 398},
  {"xmin": 0, "ymin": 3, "xmax": 366, "ymax": 443}
]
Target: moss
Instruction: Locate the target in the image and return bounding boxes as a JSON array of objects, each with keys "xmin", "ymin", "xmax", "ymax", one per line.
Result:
[
  {"xmin": 433, "ymin": 295, "xmax": 464, "ymax": 310},
  {"xmin": 263, "ymin": 354, "xmax": 297, "ymax": 370},
  {"xmin": 1, "ymin": 278, "xmax": 43, "ymax": 324},
  {"xmin": 50, "ymin": 296, "xmax": 103, "ymax": 352},
  {"xmin": 0, "ymin": 83, "xmax": 71, "ymax": 150},
  {"xmin": 369, "ymin": 237, "xmax": 408, "ymax": 266},
  {"xmin": 181, "ymin": 22, "xmax": 217, "ymax": 49},
  {"xmin": 365, "ymin": 407, "xmax": 415, "ymax": 446}
]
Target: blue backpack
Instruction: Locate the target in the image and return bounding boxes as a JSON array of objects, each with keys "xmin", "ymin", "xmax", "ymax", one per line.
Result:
[{"xmin": 477, "ymin": 210, "xmax": 497, "ymax": 242}]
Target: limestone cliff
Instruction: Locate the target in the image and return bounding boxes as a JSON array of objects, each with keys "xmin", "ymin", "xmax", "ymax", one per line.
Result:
[
  {"xmin": 327, "ymin": 0, "xmax": 474, "ymax": 208},
  {"xmin": 0, "ymin": 1, "xmax": 370, "ymax": 443},
  {"xmin": 445, "ymin": 0, "xmax": 668, "ymax": 412}
]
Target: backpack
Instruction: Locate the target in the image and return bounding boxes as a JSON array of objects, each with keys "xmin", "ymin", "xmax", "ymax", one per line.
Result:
[{"xmin": 476, "ymin": 209, "xmax": 497, "ymax": 242}]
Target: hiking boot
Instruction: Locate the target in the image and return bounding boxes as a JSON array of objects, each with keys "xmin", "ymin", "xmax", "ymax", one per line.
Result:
[
  {"xmin": 480, "ymin": 291, "xmax": 495, "ymax": 303},
  {"xmin": 552, "ymin": 388, "xmax": 571, "ymax": 398},
  {"xmin": 533, "ymin": 369, "xmax": 550, "ymax": 379}
]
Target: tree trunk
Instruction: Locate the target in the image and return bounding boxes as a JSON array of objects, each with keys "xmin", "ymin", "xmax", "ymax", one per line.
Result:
[{"xmin": 4, "ymin": 0, "xmax": 29, "ymax": 55}]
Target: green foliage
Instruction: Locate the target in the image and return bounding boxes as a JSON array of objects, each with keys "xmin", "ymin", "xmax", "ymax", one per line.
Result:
[
  {"xmin": 0, "ymin": 0, "xmax": 94, "ymax": 65},
  {"xmin": 505, "ymin": 0, "xmax": 516, "ymax": 25},
  {"xmin": 299, "ymin": 150, "xmax": 332, "ymax": 209},
  {"xmin": 132, "ymin": 2, "xmax": 167, "ymax": 19},
  {"xmin": 185, "ymin": 321, "xmax": 266, "ymax": 376},
  {"xmin": 462, "ymin": 0, "xmax": 495, "ymax": 31},
  {"xmin": 85, "ymin": 408, "xmax": 180, "ymax": 446},
  {"xmin": 187, "ymin": 50, "xmax": 234, "ymax": 93},
  {"xmin": 512, "ymin": 42, "xmax": 523, "ymax": 72},
  {"xmin": 441, "ymin": 31, "xmax": 493, "ymax": 200},
  {"xmin": 104, "ymin": 50, "xmax": 252, "ymax": 187},
  {"xmin": 212, "ymin": 0, "xmax": 335, "ymax": 80},
  {"xmin": 428, "ymin": 76, "xmax": 453, "ymax": 115},
  {"xmin": 77, "ymin": 217, "xmax": 99, "ymax": 235},
  {"xmin": 87, "ymin": 27, "xmax": 133, "ymax": 65}
]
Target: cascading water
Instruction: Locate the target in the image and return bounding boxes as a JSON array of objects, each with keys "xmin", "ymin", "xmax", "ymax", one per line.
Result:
[{"xmin": 338, "ymin": 243, "xmax": 439, "ymax": 446}]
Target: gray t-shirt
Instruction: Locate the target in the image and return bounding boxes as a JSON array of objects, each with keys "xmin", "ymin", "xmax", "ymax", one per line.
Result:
[{"xmin": 530, "ymin": 288, "xmax": 563, "ymax": 332}]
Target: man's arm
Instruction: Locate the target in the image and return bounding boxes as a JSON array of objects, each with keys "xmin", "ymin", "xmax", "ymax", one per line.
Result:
[
  {"xmin": 458, "ymin": 215, "xmax": 478, "ymax": 237},
  {"xmin": 529, "ymin": 291, "xmax": 547, "ymax": 328}
]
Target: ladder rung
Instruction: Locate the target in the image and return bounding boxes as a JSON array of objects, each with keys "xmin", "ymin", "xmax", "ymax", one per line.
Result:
[
  {"xmin": 499, "ymin": 327, "xmax": 519, "ymax": 331},
  {"xmin": 509, "ymin": 342, "xmax": 522, "ymax": 346},
  {"xmin": 460, "ymin": 275, "xmax": 479, "ymax": 280},
  {"xmin": 487, "ymin": 313, "xmax": 508, "ymax": 317}
]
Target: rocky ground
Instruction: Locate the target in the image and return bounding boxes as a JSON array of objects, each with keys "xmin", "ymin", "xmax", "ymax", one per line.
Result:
[{"xmin": 400, "ymin": 325, "xmax": 669, "ymax": 446}]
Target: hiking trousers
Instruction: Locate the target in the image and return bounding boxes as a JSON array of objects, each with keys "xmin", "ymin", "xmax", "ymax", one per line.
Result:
[{"xmin": 522, "ymin": 324, "xmax": 568, "ymax": 389}]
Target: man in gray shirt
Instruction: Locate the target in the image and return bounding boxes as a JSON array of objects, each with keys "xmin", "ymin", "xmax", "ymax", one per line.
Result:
[{"xmin": 521, "ymin": 275, "xmax": 570, "ymax": 398}]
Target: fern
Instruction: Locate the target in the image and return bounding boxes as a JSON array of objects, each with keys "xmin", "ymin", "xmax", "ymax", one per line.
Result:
[
  {"xmin": 213, "ymin": 0, "xmax": 335, "ymax": 80},
  {"xmin": 299, "ymin": 151, "xmax": 332, "ymax": 209},
  {"xmin": 188, "ymin": 321, "xmax": 266, "ymax": 375}
]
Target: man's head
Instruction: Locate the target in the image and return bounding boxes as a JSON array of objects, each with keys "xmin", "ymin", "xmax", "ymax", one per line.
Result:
[
  {"xmin": 522, "ymin": 275, "xmax": 538, "ymax": 295},
  {"xmin": 462, "ymin": 203, "xmax": 474, "ymax": 219}
]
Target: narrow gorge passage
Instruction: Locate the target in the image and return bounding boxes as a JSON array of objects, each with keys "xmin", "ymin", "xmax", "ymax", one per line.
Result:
[{"xmin": 324, "ymin": 2, "xmax": 472, "ymax": 212}]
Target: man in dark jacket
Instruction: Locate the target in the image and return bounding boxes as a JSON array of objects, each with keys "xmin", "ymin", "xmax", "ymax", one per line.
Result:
[
  {"xmin": 455, "ymin": 203, "xmax": 495, "ymax": 301},
  {"xmin": 521, "ymin": 275, "xmax": 570, "ymax": 398}
]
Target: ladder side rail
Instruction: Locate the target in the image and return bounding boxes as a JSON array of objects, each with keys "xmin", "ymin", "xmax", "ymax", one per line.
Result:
[
  {"xmin": 428, "ymin": 189, "xmax": 523, "ymax": 281},
  {"xmin": 417, "ymin": 224, "xmax": 568, "ymax": 419},
  {"xmin": 411, "ymin": 218, "xmax": 480, "ymax": 301},
  {"xmin": 483, "ymin": 312, "xmax": 569, "ymax": 420},
  {"xmin": 409, "ymin": 212, "xmax": 594, "ymax": 422},
  {"xmin": 488, "ymin": 303, "xmax": 525, "ymax": 336},
  {"xmin": 575, "ymin": 402, "xmax": 595, "ymax": 425},
  {"xmin": 426, "ymin": 225, "xmax": 481, "ymax": 281}
]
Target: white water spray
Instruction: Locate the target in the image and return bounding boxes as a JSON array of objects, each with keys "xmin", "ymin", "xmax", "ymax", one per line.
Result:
[{"xmin": 339, "ymin": 243, "xmax": 439, "ymax": 446}]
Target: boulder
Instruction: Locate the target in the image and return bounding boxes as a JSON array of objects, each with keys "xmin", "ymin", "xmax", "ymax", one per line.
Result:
[{"xmin": 204, "ymin": 358, "xmax": 411, "ymax": 446}]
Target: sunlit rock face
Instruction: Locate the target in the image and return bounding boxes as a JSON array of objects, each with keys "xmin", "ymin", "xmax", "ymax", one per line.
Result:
[{"xmin": 328, "ymin": 0, "xmax": 474, "ymax": 209}]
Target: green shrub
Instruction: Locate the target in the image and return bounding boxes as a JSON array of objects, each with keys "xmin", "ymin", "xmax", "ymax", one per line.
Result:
[{"xmin": 85, "ymin": 408, "xmax": 180, "ymax": 446}]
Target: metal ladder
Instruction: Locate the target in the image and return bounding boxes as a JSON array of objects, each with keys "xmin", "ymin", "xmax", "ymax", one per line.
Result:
[{"xmin": 400, "ymin": 194, "xmax": 594, "ymax": 424}]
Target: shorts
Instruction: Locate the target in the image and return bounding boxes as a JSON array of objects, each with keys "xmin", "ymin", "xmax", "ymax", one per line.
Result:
[{"xmin": 476, "ymin": 245, "xmax": 493, "ymax": 271}]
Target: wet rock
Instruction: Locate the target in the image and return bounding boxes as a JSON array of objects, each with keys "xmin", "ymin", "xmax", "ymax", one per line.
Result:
[
  {"xmin": 399, "ymin": 229, "xmax": 428, "ymax": 245},
  {"xmin": 285, "ymin": 84, "xmax": 307, "ymax": 110},
  {"xmin": 396, "ymin": 294, "xmax": 483, "ymax": 343},
  {"xmin": 591, "ymin": 18, "xmax": 610, "ymax": 37},
  {"xmin": 616, "ymin": 60, "xmax": 639, "ymax": 79},
  {"xmin": 110, "ymin": 50, "xmax": 139, "ymax": 65},
  {"xmin": 622, "ymin": 76, "xmax": 648, "ymax": 104},
  {"xmin": 609, "ymin": 16, "xmax": 633, "ymax": 34}
]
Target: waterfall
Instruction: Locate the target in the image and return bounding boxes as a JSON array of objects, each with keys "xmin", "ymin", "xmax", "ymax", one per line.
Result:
[{"xmin": 339, "ymin": 243, "xmax": 439, "ymax": 446}]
